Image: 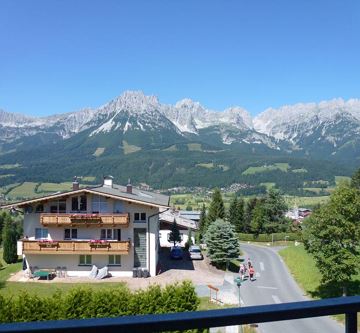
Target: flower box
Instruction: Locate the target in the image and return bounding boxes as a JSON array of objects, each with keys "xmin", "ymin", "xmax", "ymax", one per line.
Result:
[
  {"xmin": 38, "ymin": 240, "xmax": 59, "ymax": 248},
  {"xmin": 89, "ymin": 240, "xmax": 110, "ymax": 248}
]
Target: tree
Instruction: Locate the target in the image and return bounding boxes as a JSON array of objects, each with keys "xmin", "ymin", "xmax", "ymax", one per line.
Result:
[
  {"xmin": 207, "ymin": 188, "xmax": 225, "ymax": 224},
  {"xmin": 244, "ymin": 197, "xmax": 258, "ymax": 230},
  {"xmin": 350, "ymin": 168, "xmax": 360, "ymax": 189},
  {"xmin": 228, "ymin": 196, "xmax": 245, "ymax": 233},
  {"xmin": 168, "ymin": 220, "xmax": 181, "ymax": 247},
  {"xmin": 205, "ymin": 219, "xmax": 240, "ymax": 268},
  {"xmin": 262, "ymin": 189, "xmax": 289, "ymax": 234},
  {"xmin": 250, "ymin": 202, "xmax": 269, "ymax": 236},
  {"xmin": 303, "ymin": 185, "xmax": 360, "ymax": 292},
  {"xmin": 198, "ymin": 204, "xmax": 208, "ymax": 240},
  {"xmin": 2, "ymin": 217, "xmax": 18, "ymax": 264}
]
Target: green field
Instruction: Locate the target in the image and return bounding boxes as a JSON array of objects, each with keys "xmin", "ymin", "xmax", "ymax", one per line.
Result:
[
  {"xmin": 292, "ymin": 168, "xmax": 308, "ymax": 173},
  {"xmin": 284, "ymin": 195, "xmax": 329, "ymax": 208},
  {"xmin": 93, "ymin": 147, "xmax": 105, "ymax": 157},
  {"xmin": 242, "ymin": 163, "xmax": 289, "ymax": 175},
  {"xmin": 187, "ymin": 143, "xmax": 202, "ymax": 151},
  {"xmin": 335, "ymin": 176, "xmax": 351, "ymax": 185},
  {"xmin": 82, "ymin": 176, "xmax": 96, "ymax": 182},
  {"xmin": 163, "ymin": 144, "xmax": 178, "ymax": 152},
  {"xmin": 196, "ymin": 163, "xmax": 214, "ymax": 169},
  {"xmin": 122, "ymin": 140, "xmax": 141, "ymax": 154},
  {"xmin": 260, "ymin": 182, "xmax": 276, "ymax": 190},
  {"xmin": 37, "ymin": 182, "xmax": 73, "ymax": 193},
  {"xmin": 218, "ymin": 164, "xmax": 230, "ymax": 171},
  {"xmin": 0, "ymin": 164, "xmax": 21, "ymax": 170},
  {"xmin": 7, "ymin": 182, "xmax": 39, "ymax": 199}
]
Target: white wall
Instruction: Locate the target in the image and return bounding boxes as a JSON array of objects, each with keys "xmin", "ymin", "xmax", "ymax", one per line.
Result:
[
  {"xmin": 22, "ymin": 194, "xmax": 160, "ymax": 277},
  {"xmin": 159, "ymin": 229, "xmax": 195, "ymax": 248}
]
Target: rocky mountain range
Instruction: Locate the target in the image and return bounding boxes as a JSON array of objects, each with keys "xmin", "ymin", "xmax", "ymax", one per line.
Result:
[
  {"xmin": 0, "ymin": 91, "xmax": 359, "ymax": 190},
  {"xmin": 2, "ymin": 91, "xmax": 360, "ymax": 159}
]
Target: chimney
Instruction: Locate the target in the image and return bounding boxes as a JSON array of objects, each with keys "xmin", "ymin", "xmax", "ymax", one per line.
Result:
[
  {"xmin": 72, "ymin": 176, "xmax": 79, "ymax": 191},
  {"xmin": 126, "ymin": 178, "xmax": 132, "ymax": 194},
  {"xmin": 103, "ymin": 175, "xmax": 113, "ymax": 188}
]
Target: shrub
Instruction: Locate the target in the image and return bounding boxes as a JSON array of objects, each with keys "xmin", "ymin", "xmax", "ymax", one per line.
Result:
[{"xmin": 0, "ymin": 281, "xmax": 199, "ymax": 323}]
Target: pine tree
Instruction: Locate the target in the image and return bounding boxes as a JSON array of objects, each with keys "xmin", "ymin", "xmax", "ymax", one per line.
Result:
[
  {"xmin": 198, "ymin": 204, "xmax": 208, "ymax": 240},
  {"xmin": 168, "ymin": 220, "xmax": 181, "ymax": 247},
  {"xmin": 228, "ymin": 196, "xmax": 245, "ymax": 233},
  {"xmin": 2, "ymin": 217, "xmax": 18, "ymax": 264},
  {"xmin": 207, "ymin": 188, "xmax": 225, "ymax": 224},
  {"xmin": 205, "ymin": 219, "xmax": 240, "ymax": 268}
]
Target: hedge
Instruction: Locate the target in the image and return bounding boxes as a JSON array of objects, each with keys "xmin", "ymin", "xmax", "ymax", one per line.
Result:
[
  {"xmin": 238, "ymin": 232, "xmax": 302, "ymax": 242},
  {"xmin": 0, "ymin": 281, "xmax": 199, "ymax": 323}
]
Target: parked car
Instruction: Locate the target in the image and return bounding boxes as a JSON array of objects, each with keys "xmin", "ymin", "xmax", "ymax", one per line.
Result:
[
  {"xmin": 189, "ymin": 245, "xmax": 203, "ymax": 260},
  {"xmin": 170, "ymin": 246, "xmax": 183, "ymax": 259}
]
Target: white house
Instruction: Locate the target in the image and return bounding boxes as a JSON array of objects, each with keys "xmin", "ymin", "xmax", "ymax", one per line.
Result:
[
  {"xmin": 1, "ymin": 177, "xmax": 169, "ymax": 277},
  {"xmin": 159, "ymin": 210, "xmax": 197, "ymax": 247}
]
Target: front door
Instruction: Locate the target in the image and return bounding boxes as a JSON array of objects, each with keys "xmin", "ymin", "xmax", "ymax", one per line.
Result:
[{"xmin": 134, "ymin": 228, "xmax": 147, "ymax": 268}]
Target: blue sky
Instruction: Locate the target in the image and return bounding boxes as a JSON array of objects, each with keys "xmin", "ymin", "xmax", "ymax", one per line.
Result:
[{"xmin": 1, "ymin": 0, "xmax": 359, "ymax": 117}]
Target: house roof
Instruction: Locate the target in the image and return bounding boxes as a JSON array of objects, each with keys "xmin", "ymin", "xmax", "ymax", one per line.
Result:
[
  {"xmin": 178, "ymin": 210, "xmax": 201, "ymax": 221},
  {"xmin": 0, "ymin": 184, "xmax": 170, "ymax": 209},
  {"xmin": 159, "ymin": 210, "xmax": 198, "ymax": 230}
]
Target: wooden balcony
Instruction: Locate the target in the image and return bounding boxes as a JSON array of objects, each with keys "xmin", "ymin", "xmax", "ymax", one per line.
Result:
[
  {"xmin": 40, "ymin": 213, "xmax": 130, "ymax": 227},
  {"xmin": 22, "ymin": 240, "xmax": 131, "ymax": 255}
]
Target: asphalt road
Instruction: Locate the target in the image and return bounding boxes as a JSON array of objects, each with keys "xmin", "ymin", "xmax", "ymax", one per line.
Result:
[{"xmin": 238, "ymin": 243, "xmax": 344, "ymax": 333}]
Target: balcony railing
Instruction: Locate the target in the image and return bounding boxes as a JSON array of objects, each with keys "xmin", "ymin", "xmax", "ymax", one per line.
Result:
[
  {"xmin": 22, "ymin": 240, "xmax": 130, "ymax": 255},
  {"xmin": 0, "ymin": 296, "xmax": 358, "ymax": 332},
  {"xmin": 40, "ymin": 213, "xmax": 129, "ymax": 227}
]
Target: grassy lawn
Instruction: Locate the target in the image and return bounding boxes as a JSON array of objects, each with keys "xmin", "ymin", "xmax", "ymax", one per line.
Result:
[
  {"xmin": 279, "ymin": 244, "xmax": 360, "ymax": 329},
  {"xmin": 260, "ymin": 182, "xmax": 276, "ymax": 190}
]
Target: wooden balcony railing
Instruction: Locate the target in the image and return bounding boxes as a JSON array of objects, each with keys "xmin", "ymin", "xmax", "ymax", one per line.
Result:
[
  {"xmin": 40, "ymin": 213, "xmax": 129, "ymax": 227},
  {"xmin": 22, "ymin": 240, "xmax": 130, "ymax": 255}
]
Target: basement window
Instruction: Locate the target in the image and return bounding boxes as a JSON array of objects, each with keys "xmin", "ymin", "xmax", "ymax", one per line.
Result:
[
  {"xmin": 79, "ymin": 255, "xmax": 92, "ymax": 266},
  {"xmin": 108, "ymin": 255, "xmax": 121, "ymax": 266}
]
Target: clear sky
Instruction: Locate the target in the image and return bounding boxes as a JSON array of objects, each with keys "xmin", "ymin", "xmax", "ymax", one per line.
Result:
[{"xmin": 1, "ymin": 0, "xmax": 359, "ymax": 117}]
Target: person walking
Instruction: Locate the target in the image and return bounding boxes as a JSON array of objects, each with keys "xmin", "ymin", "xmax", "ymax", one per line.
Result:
[
  {"xmin": 249, "ymin": 265, "xmax": 255, "ymax": 281},
  {"xmin": 239, "ymin": 263, "xmax": 246, "ymax": 280},
  {"xmin": 247, "ymin": 258, "xmax": 252, "ymax": 269}
]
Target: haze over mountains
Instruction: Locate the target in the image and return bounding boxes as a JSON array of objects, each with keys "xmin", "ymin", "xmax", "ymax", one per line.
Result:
[{"xmin": 0, "ymin": 91, "xmax": 359, "ymax": 190}]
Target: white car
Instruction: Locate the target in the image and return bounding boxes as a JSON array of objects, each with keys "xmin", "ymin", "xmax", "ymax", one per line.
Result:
[{"xmin": 189, "ymin": 245, "xmax": 203, "ymax": 260}]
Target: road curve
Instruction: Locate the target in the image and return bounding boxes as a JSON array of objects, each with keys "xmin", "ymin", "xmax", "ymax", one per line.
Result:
[{"xmin": 239, "ymin": 243, "xmax": 344, "ymax": 333}]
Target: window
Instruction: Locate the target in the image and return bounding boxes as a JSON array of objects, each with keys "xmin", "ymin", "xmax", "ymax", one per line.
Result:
[
  {"xmin": 35, "ymin": 204, "xmax": 44, "ymax": 213},
  {"xmin": 49, "ymin": 199, "xmax": 66, "ymax": 213},
  {"xmin": 71, "ymin": 195, "xmax": 87, "ymax": 212},
  {"xmin": 113, "ymin": 200, "xmax": 124, "ymax": 213},
  {"xmin": 64, "ymin": 228, "xmax": 78, "ymax": 240},
  {"xmin": 35, "ymin": 228, "xmax": 48, "ymax": 240},
  {"xmin": 92, "ymin": 195, "xmax": 108, "ymax": 213},
  {"xmin": 79, "ymin": 255, "xmax": 92, "ymax": 266},
  {"xmin": 108, "ymin": 255, "xmax": 121, "ymax": 266},
  {"xmin": 100, "ymin": 229, "xmax": 121, "ymax": 240},
  {"xmin": 134, "ymin": 212, "xmax": 146, "ymax": 222}
]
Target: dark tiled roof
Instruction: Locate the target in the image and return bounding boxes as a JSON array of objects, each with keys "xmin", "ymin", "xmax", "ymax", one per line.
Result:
[{"xmin": 89, "ymin": 184, "xmax": 170, "ymax": 207}]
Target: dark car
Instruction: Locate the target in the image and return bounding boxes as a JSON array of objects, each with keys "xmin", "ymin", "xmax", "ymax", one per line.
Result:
[{"xmin": 170, "ymin": 246, "xmax": 183, "ymax": 259}]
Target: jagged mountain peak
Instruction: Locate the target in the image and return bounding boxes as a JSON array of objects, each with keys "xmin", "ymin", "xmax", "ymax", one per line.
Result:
[{"xmin": 104, "ymin": 90, "xmax": 160, "ymax": 114}]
